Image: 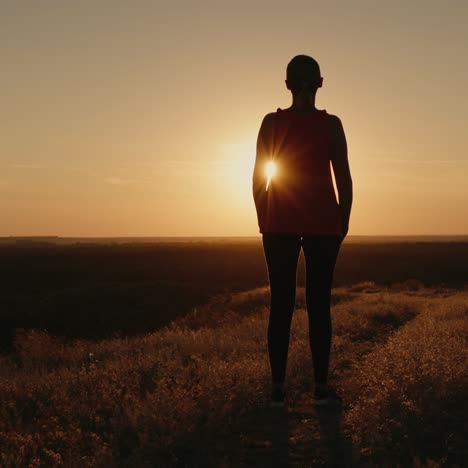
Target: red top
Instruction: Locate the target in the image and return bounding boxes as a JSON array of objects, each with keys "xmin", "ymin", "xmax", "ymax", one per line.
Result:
[{"xmin": 256, "ymin": 107, "xmax": 343, "ymax": 235}]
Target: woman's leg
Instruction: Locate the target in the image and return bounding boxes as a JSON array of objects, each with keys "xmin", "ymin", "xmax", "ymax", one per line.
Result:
[
  {"xmin": 301, "ymin": 234, "xmax": 343, "ymax": 385},
  {"xmin": 262, "ymin": 233, "xmax": 302, "ymax": 385}
]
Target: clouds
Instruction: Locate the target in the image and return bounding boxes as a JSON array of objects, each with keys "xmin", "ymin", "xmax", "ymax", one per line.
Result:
[
  {"xmin": 6, "ymin": 161, "xmax": 149, "ymax": 184},
  {"xmin": 104, "ymin": 176, "xmax": 138, "ymax": 185},
  {"xmin": 8, "ymin": 163, "xmax": 47, "ymax": 169},
  {"xmin": 377, "ymin": 158, "xmax": 462, "ymax": 165},
  {"xmin": 363, "ymin": 154, "xmax": 464, "ymax": 165}
]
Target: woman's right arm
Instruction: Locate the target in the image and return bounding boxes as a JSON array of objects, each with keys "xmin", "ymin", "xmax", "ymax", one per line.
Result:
[{"xmin": 329, "ymin": 114, "xmax": 353, "ymax": 238}]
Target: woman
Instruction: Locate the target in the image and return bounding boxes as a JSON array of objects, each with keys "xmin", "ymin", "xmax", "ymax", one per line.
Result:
[{"xmin": 252, "ymin": 55, "xmax": 353, "ymax": 407}]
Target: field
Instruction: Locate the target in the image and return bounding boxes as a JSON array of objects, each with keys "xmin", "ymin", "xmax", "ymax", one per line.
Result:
[
  {"xmin": 0, "ymin": 239, "xmax": 467, "ymax": 466},
  {"xmin": 1, "ymin": 239, "xmax": 467, "ymax": 349}
]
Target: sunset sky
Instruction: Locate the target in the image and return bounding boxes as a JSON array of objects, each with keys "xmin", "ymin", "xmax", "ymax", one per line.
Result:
[{"xmin": 1, "ymin": 1, "xmax": 467, "ymax": 237}]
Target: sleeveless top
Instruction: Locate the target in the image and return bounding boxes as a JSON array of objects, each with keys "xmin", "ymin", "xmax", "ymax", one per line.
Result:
[{"xmin": 259, "ymin": 107, "xmax": 343, "ymax": 235}]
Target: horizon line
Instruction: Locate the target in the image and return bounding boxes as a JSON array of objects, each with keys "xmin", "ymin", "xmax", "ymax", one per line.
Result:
[{"xmin": 2, "ymin": 234, "xmax": 468, "ymax": 239}]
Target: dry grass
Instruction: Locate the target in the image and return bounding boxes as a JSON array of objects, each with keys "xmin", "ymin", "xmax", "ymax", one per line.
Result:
[
  {"xmin": 342, "ymin": 293, "xmax": 467, "ymax": 466},
  {"xmin": 0, "ymin": 282, "xmax": 465, "ymax": 466}
]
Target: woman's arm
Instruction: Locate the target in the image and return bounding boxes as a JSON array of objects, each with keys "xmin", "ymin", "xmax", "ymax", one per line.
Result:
[
  {"xmin": 329, "ymin": 114, "xmax": 353, "ymax": 238},
  {"xmin": 252, "ymin": 113, "xmax": 275, "ymax": 229}
]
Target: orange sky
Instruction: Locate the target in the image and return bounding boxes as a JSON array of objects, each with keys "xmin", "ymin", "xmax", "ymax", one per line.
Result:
[{"xmin": 1, "ymin": 1, "xmax": 467, "ymax": 236}]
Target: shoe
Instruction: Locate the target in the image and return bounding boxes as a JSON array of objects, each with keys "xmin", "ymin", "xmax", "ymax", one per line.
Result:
[
  {"xmin": 312, "ymin": 384, "xmax": 343, "ymax": 406},
  {"xmin": 270, "ymin": 385, "xmax": 286, "ymax": 407}
]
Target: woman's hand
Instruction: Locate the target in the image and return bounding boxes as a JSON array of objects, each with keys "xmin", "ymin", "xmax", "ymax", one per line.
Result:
[
  {"xmin": 341, "ymin": 222, "xmax": 349, "ymax": 239},
  {"xmin": 340, "ymin": 212, "xmax": 349, "ymax": 239}
]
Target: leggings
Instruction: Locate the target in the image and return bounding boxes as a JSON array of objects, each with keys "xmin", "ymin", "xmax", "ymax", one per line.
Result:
[{"xmin": 262, "ymin": 233, "xmax": 343, "ymax": 385}]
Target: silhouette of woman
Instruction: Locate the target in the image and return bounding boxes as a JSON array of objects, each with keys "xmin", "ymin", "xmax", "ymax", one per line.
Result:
[{"xmin": 252, "ymin": 55, "xmax": 353, "ymax": 407}]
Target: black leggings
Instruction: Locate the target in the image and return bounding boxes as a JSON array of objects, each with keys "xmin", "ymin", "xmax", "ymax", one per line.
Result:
[{"xmin": 262, "ymin": 233, "xmax": 343, "ymax": 385}]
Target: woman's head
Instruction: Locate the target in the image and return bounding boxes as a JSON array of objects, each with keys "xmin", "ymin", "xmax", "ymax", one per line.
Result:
[{"xmin": 286, "ymin": 55, "xmax": 323, "ymax": 96}]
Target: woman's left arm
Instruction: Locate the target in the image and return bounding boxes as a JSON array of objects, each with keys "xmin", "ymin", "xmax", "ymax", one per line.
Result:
[{"xmin": 252, "ymin": 113, "xmax": 275, "ymax": 229}]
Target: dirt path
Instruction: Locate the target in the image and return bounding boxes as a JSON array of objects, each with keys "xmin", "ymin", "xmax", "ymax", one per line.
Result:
[
  {"xmin": 220, "ymin": 396, "xmax": 359, "ymax": 467},
  {"xmin": 176, "ymin": 392, "xmax": 361, "ymax": 468}
]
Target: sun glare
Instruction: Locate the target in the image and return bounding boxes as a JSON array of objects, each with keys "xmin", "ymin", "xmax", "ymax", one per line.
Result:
[{"xmin": 265, "ymin": 160, "xmax": 277, "ymax": 191}]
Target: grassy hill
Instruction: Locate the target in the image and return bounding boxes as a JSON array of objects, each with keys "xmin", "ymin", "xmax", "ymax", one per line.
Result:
[{"xmin": 0, "ymin": 281, "xmax": 466, "ymax": 467}]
